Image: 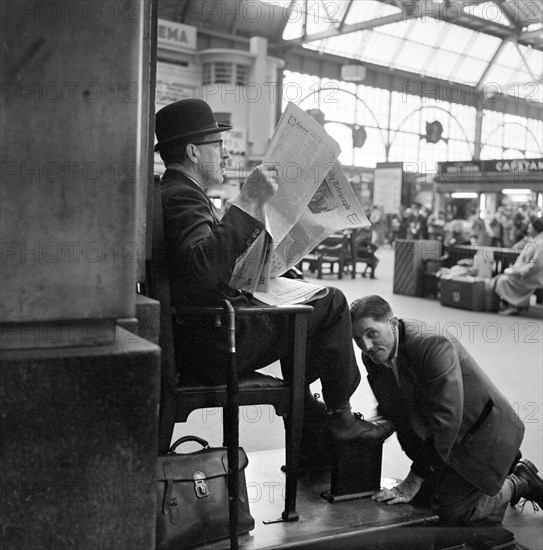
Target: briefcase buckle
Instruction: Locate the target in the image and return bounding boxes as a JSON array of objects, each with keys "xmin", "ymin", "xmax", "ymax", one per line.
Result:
[{"xmin": 193, "ymin": 471, "xmax": 209, "ymax": 498}]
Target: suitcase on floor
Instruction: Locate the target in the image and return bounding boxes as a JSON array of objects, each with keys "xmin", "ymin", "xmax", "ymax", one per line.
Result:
[
  {"xmin": 393, "ymin": 240, "xmax": 442, "ymax": 296},
  {"xmin": 440, "ymin": 277, "xmax": 487, "ymax": 311}
]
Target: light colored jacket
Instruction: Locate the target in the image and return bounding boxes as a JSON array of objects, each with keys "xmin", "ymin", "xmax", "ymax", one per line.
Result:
[
  {"xmin": 494, "ymin": 231, "xmax": 543, "ymax": 306},
  {"xmin": 508, "ymin": 231, "xmax": 543, "ymax": 284}
]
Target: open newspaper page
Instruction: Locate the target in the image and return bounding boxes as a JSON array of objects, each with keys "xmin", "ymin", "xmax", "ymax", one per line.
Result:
[
  {"xmin": 229, "ymin": 102, "xmax": 369, "ymax": 304},
  {"xmin": 270, "ymin": 160, "xmax": 370, "ymax": 277},
  {"xmin": 261, "ymin": 102, "xmax": 341, "ymax": 244}
]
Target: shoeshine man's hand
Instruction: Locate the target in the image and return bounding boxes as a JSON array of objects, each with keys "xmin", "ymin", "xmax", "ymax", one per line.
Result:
[
  {"xmin": 371, "ymin": 470, "xmax": 424, "ymax": 505},
  {"xmin": 231, "ymin": 163, "xmax": 279, "ymax": 219}
]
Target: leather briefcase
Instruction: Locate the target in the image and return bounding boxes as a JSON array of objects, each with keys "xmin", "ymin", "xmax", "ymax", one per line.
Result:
[{"xmin": 156, "ymin": 435, "xmax": 254, "ymax": 550}]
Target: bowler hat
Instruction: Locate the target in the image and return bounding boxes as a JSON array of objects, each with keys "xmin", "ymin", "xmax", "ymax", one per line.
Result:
[{"xmin": 155, "ymin": 99, "xmax": 232, "ymax": 152}]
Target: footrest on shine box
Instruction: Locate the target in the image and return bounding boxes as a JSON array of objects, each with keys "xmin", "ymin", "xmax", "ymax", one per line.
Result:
[{"xmin": 321, "ymin": 439, "xmax": 383, "ymax": 502}]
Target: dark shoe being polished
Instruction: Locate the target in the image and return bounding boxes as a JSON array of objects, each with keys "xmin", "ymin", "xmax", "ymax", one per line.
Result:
[
  {"xmin": 511, "ymin": 460, "xmax": 543, "ymax": 509},
  {"xmin": 326, "ymin": 406, "xmax": 395, "ymax": 442}
]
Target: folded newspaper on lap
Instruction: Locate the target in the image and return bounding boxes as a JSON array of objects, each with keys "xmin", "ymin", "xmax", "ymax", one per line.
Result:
[
  {"xmin": 229, "ymin": 103, "xmax": 370, "ymax": 306},
  {"xmin": 253, "ymin": 278, "xmax": 329, "ymax": 306}
]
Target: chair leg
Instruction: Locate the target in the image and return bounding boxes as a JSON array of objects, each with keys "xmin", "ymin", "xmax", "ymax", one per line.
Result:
[
  {"xmin": 223, "ymin": 301, "xmax": 240, "ymax": 550},
  {"xmin": 281, "ymin": 312, "xmax": 307, "ymax": 521},
  {"xmin": 158, "ymin": 368, "xmax": 178, "ymax": 454}
]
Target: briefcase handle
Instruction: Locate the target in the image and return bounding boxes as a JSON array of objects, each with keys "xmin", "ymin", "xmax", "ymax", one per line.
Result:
[{"xmin": 168, "ymin": 435, "xmax": 209, "ymax": 454}]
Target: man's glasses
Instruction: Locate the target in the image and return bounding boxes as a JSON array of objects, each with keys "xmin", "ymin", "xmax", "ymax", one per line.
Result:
[{"xmin": 192, "ymin": 139, "xmax": 224, "ymax": 149}]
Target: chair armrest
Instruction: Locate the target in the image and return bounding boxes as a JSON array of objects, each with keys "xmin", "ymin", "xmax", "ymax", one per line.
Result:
[
  {"xmin": 174, "ymin": 304, "xmax": 313, "ymax": 317},
  {"xmin": 318, "ymin": 243, "xmax": 344, "ymax": 252}
]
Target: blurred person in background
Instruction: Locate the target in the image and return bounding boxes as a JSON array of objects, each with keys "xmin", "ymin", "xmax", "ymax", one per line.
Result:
[
  {"xmin": 496, "ymin": 204, "xmax": 516, "ymax": 248},
  {"xmin": 370, "ymin": 205, "xmax": 386, "ymax": 247},
  {"xmin": 427, "ymin": 210, "xmax": 446, "ymax": 242},
  {"xmin": 443, "ymin": 219, "xmax": 471, "ymax": 246},
  {"xmin": 404, "ymin": 208, "xmax": 419, "ymax": 240},
  {"xmin": 398, "ymin": 207, "xmax": 410, "ymax": 239},
  {"xmin": 388, "ymin": 213, "xmax": 401, "ymax": 246},
  {"xmin": 513, "ymin": 205, "xmax": 530, "ymax": 244},
  {"xmin": 487, "ymin": 212, "xmax": 503, "ymax": 247},
  {"xmin": 493, "ymin": 217, "xmax": 543, "ymax": 315},
  {"xmin": 418, "ymin": 206, "xmax": 430, "ymax": 240},
  {"xmin": 353, "ymin": 227, "xmax": 380, "ymax": 279},
  {"xmin": 470, "ymin": 212, "xmax": 492, "ymax": 246}
]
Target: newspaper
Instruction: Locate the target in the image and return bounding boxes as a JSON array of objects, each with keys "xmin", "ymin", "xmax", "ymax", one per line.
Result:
[
  {"xmin": 252, "ymin": 278, "xmax": 329, "ymax": 306},
  {"xmin": 229, "ymin": 103, "xmax": 370, "ymax": 305},
  {"xmin": 261, "ymin": 102, "xmax": 342, "ymax": 244},
  {"xmin": 270, "ymin": 159, "xmax": 370, "ymax": 277}
]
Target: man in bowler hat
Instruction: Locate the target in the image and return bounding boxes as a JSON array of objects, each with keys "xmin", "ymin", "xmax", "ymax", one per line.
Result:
[
  {"xmin": 154, "ymin": 99, "xmax": 393, "ymax": 464},
  {"xmin": 350, "ymin": 294, "xmax": 542, "ymax": 522}
]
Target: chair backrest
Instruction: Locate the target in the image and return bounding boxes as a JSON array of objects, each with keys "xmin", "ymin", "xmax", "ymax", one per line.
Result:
[
  {"xmin": 146, "ymin": 175, "xmax": 180, "ymax": 452},
  {"xmin": 318, "ymin": 232, "xmax": 349, "ymax": 278},
  {"xmin": 318, "ymin": 233, "xmax": 346, "ymax": 253}
]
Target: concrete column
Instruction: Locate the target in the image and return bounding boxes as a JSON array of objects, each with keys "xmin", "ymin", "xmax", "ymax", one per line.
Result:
[
  {"xmin": 1, "ymin": 0, "xmax": 147, "ymax": 325},
  {"xmin": 0, "ymin": 329, "xmax": 160, "ymax": 550},
  {"xmin": 0, "ymin": 2, "xmax": 161, "ymax": 548}
]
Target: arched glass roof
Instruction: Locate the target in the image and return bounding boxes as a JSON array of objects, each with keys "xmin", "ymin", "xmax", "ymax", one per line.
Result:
[{"xmin": 262, "ymin": 0, "xmax": 543, "ymax": 102}]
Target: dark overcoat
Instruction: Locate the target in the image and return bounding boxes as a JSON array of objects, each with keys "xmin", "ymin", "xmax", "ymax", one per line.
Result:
[
  {"xmin": 161, "ymin": 168, "xmax": 264, "ymax": 305},
  {"xmin": 364, "ymin": 319, "xmax": 524, "ymax": 496}
]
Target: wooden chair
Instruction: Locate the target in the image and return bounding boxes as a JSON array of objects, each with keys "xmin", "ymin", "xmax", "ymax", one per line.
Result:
[
  {"xmin": 145, "ymin": 176, "xmax": 313, "ymax": 542},
  {"xmin": 302, "ymin": 232, "xmax": 348, "ymax": 279}
]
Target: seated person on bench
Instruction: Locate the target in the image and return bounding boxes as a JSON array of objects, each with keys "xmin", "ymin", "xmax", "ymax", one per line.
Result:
[
  {"xmin": 350, "ymin": 295, "xmax": 542, "ymax": 523},
  {"xmin": 493, "ymin": 217, "xmax": 543, "ymax": 316},
  {"xmin": 353, "ymin": 228, "xmax": 379, "ymax": 279},
  {"xmin": 154, "ymin": 99, "xmax": 394, "ymax": 468}
]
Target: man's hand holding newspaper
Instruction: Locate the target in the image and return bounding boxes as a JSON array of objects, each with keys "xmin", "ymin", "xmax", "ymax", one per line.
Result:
[{"xmin": 229, "ymin": 103, "xmax": 370, "ymax": 305}]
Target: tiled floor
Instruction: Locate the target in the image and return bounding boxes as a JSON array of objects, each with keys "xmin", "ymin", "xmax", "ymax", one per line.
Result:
[{"xmin": 175, "ymin": 245, "xmax": 543, "ymax": 549}]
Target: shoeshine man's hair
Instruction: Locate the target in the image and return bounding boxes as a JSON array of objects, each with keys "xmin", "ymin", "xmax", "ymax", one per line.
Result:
[{"xmin": 350, "ymin": 295, "xmax": 394, "ymax": 323}]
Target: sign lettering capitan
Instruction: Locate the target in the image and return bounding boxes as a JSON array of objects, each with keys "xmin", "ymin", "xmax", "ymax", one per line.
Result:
[{"xmin": 496, "ymin": 160, "xmax": 543, "ymax": 172}]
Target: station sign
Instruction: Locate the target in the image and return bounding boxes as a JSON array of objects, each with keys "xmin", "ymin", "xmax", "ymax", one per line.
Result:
[
  {"xmin": 157, "ymin": 19, "xmax": 197, "ymax": 52},
  {"xmin": 373, "ymin": 164, "xmax": 403, "ymax": 214},
  {"xmin": 436, "ymin": 158, "xmax": 543, "ymax": 184}
]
